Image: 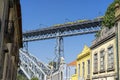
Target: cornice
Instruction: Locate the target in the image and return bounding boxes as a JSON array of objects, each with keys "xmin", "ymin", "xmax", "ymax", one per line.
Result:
[
  {"xmin": 91, "ymin": 33, "xmax": 115, "ymax": 49},
  {"xmin": 91, "ymin": 27, "xmax": 116, "ymax": 49}
]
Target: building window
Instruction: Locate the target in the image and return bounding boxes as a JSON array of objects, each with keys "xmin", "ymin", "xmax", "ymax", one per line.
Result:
[
  {"xmin": 107, "ymin": 46, "xmax": 114, "ymax": 70},
  {"xmin": 94, "ymin": 53, "xmax": 98, "ymax": 73},
  {"xmin": 100, "ymin": 50, "xmax": 105, "ymax": 72},
  {"xmin": 78, "ymin": 64, "xmax": 80, "ymax": 77},
  {"xmin": 75, "ymin": 68, "xmax": 76, "ymax": 74},
  {"xmin": 88, "ymin": 60, "xmax": 90, "ymax": 74},
  {"xmin": 82, "ymin": 62, "xmax": 84, "ymax": 77},
  {"xmin": 61, "ymin": 72, "xmax": 63, "ymax": 80}
]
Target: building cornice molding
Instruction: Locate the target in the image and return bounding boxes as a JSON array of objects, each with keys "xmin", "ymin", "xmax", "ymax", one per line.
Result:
[
  {"xmin": 91, "ymin": 33, "xmax": 116, "ymax": 49},
  {"xmin": 92, "ymin": 72, "xmax": 117, "ymax": 79},
  {"xmin": 115, "ymin": 3, "xmax": 120, "ymax": 22},
  {"xmin": 91, "ymin": 27, "xmax": 116, "ymax": 49},
  {"xmin": 77, "ymin": 45, "xmax": 91, "ymax": 60},
  {"xmin": 77, "ymin": 52, "xmax": 90, "ymax": 60}
]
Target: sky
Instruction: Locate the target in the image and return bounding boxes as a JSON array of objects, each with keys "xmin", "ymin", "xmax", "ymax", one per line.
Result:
[{"xmin": 20, "ymin": 0, "xmax": 114, "ymax": 64}]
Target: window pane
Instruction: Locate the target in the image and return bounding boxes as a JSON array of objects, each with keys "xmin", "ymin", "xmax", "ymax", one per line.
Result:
[
  {"xmin": 94, "ymin": 53, "xmax": 98, "ymax": 72},
  {"xmin": 88, "ymin": 60, "xmax": 90, "ymax": 74},
  {"xmin": 100, "ymin": 50, "xmax": 105, "ymax": 70},
  {"xmin": 108, "ymin": 46, "xmax": 114, "ymax": 69}
]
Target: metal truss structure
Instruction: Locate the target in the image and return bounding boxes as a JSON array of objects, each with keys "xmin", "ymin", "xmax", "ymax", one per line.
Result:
[
  {"xmin": 23, "ymin": 17, "xmax": 103, "ymax": 42},
  {"xmin": 20, "ymin": 17, "xmax": 103, "ymax": 80},
  {"xmin": 55, "ymin": 37, "xmax": 64, "ymax": 70},
  {"xmin": 19, "ymin": 49, "xmax": 51, "ymax": 80}
]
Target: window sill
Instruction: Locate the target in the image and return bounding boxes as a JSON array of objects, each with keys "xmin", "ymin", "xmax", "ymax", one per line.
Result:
[
  {"xmin": 107, "ymin": 68, "xmax": 115, "ymax": 72},
  {"xmin": 99, "ymin": 69, "xmax": 105, "ymax": 73},
  {"xmin": 93, "ymin": 71, "xmax": 98, "ymax": 74}
]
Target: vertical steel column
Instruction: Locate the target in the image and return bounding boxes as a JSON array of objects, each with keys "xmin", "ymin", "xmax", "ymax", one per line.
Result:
[
  {"xmin": 66, "ymin": 66, "xmax": 68, "ymax": 80},
  {"xmin": 55, "ymin": 36, "xmax": 64, "ymax": 68},
  {"xmin": 56, "ymin": 37, "xmax": 64, "ymax": 58},
  {"xmin": 23, "ymin": 42, "xmax": 28, "ymax": 53},
  {"xmin": 55, "ymin": 36, "xmax": 64, "ymax": 80}
]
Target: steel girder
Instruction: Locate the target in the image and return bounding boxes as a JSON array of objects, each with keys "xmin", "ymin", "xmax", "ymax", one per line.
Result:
[
  {"xmin": 19, "ymin": 49, "xmax": 51, "ymax": 80},
  {"xmin": 23, "ymin": 17, "xmax": 103, "ymax": 42}
]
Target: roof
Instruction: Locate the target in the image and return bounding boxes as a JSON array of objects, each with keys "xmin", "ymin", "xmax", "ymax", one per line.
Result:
[
  {"xmin": 90, "ymin": 27, "xmax": 116, "ymax": 49},
  {"xmin": 67, "ymin": 60, "xmax": 77, "ymax": 66},
  {"xmin": 77, "ymin": 45, "xmax": 91, "ymax": 60}
]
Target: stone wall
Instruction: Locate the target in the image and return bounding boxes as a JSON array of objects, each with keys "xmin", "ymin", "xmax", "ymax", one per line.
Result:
[{"xmin": 0, "ymin": 0, "xmax": 22, "ymax": 80}]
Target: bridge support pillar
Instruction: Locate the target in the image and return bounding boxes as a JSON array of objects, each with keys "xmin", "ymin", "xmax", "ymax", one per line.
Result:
[
  {"xmin": 55, "ymin": 36, "xmax": 64, "ymax": 80},
  {"xmin": 55, "ymin": 36, "xmax": 64, "ymax": 69},
  {"xmin": 23, "ymin": 42, "xmax": 28, "ymax": 53}
]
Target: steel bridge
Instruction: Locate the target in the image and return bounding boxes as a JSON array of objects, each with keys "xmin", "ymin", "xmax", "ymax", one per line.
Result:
[
  {"xmin": 23, "ymin": 17, "xmax": 103, "ymax": 42},
  {"xmin": 19, "ymin": 49, "xmax": 51, "ymax": 80},
  {"xmin": 20, "ymin": 17, "xmax": 103, "ymax": 80}
]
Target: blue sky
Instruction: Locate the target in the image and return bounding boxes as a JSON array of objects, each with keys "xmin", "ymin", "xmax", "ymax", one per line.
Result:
[{"xmin": 20, "ymin": 0, "xmax": 113, "ymax": 64}]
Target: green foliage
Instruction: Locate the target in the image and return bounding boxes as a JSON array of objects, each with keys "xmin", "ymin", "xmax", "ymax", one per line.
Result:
[
  {"xmin": 95, "ymin": 0, "xmax": 120, "ymax": 38},
  {"xmin": 49, "ymin": 61, "xmax": 56, "ymax": 69},
  {"xmin": 115, "ymin": 0, "xmax": 120, "ymax": 4},
  {"xmin": 66, "ymin": 22, "xmax": 74, "ymax": 24},
  {"xmin": 17, "ymin": 73, "xmax": 28, "ymax": 80},
  {"xmin": 76, "ymin": 19, "xmax": 87, "ymax": 23},
  {"xmin": 53, "ymin": 24, "xmax": 63, "ymax": 27},
  {"xmin": 95, "ymin": 31, "xmax": 101, "ymax": 37},
  {"xmin": 102, "ymin": 1, "xmax": 115, "ymax": 28},
  {"xmin": 31, "ymin": 77, "xmax": 39, "ymax": 80},
  {"xmin": 102, "ymin": 0, "xmax": 120, "ymax": 28}
]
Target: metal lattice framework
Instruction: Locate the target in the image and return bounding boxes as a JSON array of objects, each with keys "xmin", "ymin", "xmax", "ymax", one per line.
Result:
[
  {"xmin": 23, "ymin": 17, "xmax": 103, "ymax": 42},
  {"xmin": 19, "ymin": 49, "xmax": 51, "ymax": 80},
  {"xmin": 20, "ymin": 17, "xmax": 103, "ymax": 80}
]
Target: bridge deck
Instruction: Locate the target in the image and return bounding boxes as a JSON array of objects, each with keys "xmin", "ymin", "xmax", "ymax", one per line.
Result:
[{"xmin": 23, "ymin": 17, "xmax": 103, "ymax": 42}]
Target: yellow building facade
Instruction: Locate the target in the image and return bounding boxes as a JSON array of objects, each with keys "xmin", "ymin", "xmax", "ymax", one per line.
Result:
[
  {"xmin": 91, "ymin": 27, "xmax": 117, "ymax": 80},
  {"xmin": 71, "ymin": 74, "xmax": 78, "ymax": 80},
  {"xmin": 77, "ymin": 45, "xmax": 91, "ymax": 80},
  {"xmin": 71, "ymin": 3, "xmax": 120, "ymax": 80},
  {"xmin": 71, "ymin": 45, "xmax": 91, "ymax": 80}
]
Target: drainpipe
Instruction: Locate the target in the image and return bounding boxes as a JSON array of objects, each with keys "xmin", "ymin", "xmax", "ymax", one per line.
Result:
[
  {"xmin": 115, "ymin": 2, "xmax": 120, "ymax": 80},
  {"xmin": 116, "ymin": 25, "xmax": 119, "ymax": 80}
]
